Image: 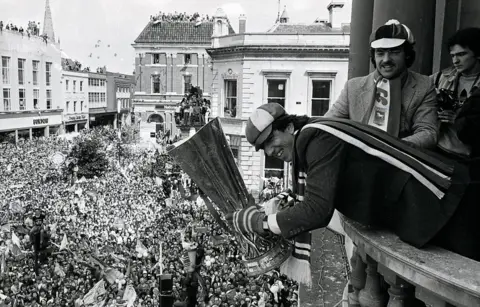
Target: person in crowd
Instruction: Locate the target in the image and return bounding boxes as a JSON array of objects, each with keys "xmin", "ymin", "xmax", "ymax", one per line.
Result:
[
  {"xmin": 228, "ymin": 103, "xmax": 480, "ymax": 262},
  {"xmin": 325, "ymin": 20, "xmax": 439, "ymax": 148},
  {"xmin": 184, "ymin": 100, "xmax": 192, "ymax": 126}
]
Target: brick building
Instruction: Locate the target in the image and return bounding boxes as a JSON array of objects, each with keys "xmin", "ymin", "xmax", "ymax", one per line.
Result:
[
  {"xmin": 131, "ymin": 9, "xmax": 234, "ymax": 141},
  {"xmin": 61, "ymin": 59, "xmax": 89, "ymax": 133}
]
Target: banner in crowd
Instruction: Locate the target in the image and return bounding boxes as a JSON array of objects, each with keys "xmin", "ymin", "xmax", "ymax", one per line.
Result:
[
  {"xmin": 123, "ymin": 284, "xmax": 137, "ymax": 307},
  {"xmin": 83, "ymin": 280, "xmax": 106, "ymax": 305}
]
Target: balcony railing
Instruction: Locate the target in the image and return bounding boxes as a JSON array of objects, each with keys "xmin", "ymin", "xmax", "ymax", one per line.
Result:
[{"xmin": 340, "ymin": 215, "xmax": 480, "ymax": 307}]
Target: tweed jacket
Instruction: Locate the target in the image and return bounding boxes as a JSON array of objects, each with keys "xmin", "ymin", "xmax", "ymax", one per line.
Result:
[{"xmin": 325, "ymin": 70, "xmax": 439, "ymax": 149}]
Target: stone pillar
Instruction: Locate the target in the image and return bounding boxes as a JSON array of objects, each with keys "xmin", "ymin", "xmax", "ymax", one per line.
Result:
[
  {"xmin": 45, "ymin": 126, "xmax": 49, "ymax": 137},
  {"xmin": 372, "ymin": 0, "xmax": 436, "ymax": 75},
  {"xmin": 460, "ymin": 0, "xmax": 480, "ymax": 28},
  {"xmin": 15, "ymin": 130, "xmax": 18, "ymax": 144},
  {"xmin": 349, "ymin": 251, "xmax": 366, "ymax": 306},
  {"xmin": 113, "ymin": 114, "xmax": 118, "ymax": 129},
  {"xmin": 348, "ymin": 0, "xmax": 374, "ymax": 79},
  {"xmin": 29, "ymin": 128, "xmax": 33, "ymax": 140},
  {"xmin": 359, "ymin": 256, "xmax": 387, "ymax": 307},
  {"xmin": 433, "ymin": 0, "xmax": 462, "ymax": 73},
  {"xmin": 74, "ymin": 124, "xmax": 78, "ymax": 133}
]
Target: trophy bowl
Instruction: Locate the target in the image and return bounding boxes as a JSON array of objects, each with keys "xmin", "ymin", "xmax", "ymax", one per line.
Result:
[{"xmin": 168, "ymin": 118, "xmax": 293, "ymax": 276}]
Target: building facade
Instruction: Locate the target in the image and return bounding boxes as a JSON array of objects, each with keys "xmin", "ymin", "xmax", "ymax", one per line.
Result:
[
  {"xmin": 0, "ymin": 30, "xmax": 62, "ymax": 142},
  {"xmin": 106, "ymin": 71, "xmax": 135, "ymax": 128},
  {"xmin": 87, "ymin": 71, "xmax": 111, "ymax": 128},
  {"xmin": 61, "ymin": 61, "xmax": 89, "ymax": 133},
  {"xmin": 131, "ymin": 9, "xmax": 234, "ymax": 141},
  {"xmin": 207, "ymin": 6, "xmax": 350, "ymax": 196}
]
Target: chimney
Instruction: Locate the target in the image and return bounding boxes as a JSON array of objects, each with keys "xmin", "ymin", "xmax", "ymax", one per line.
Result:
[
  {"xmin": 239, "ymin": 14, "xmax": 247, "ymax": 33},
  {"xmin": 327, "ymin": 1, "xmax": 345, "ymax": 29}
]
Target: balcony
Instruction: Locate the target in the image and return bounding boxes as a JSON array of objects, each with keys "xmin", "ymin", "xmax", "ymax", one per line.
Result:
[{"xmin": 340, "ymin": 215, "xmax": 480, "ymax": 307}]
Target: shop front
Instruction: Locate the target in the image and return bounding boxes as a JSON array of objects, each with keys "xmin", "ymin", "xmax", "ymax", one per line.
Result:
[
  {"xmin": 64, "ymin": 113, "xmax": 89, "ymax": 133},
  {"xmin": 0, "ymin": 110, "xmax": 63, "ymax": 143}
]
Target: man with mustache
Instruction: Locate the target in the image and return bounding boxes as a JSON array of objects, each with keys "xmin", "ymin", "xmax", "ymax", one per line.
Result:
[{"xmin": 325, "ymin": 20, "xmax": 438, "ymax": 149}]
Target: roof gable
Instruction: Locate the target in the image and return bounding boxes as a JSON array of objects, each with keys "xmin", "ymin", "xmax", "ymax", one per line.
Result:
[{"xmin": 134, "ymin": 21, "xmax": 214, "ymax": 44}]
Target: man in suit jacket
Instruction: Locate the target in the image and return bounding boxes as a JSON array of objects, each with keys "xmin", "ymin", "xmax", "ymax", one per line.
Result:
[{"xmin": 325, "ymin": 20, "xmax": 439, "ymax": 149}]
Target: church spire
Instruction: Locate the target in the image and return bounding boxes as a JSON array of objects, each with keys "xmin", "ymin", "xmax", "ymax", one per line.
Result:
[{"xmin": 42, "ymin": 0, "xmax": 55, "ymax": 41}]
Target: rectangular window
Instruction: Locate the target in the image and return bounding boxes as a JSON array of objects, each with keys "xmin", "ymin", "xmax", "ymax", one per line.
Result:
[
  {"xmin": 224, "ymin": 80, "xmax": 237, "ymax": 118},
  {"xmin": 153, "ymin": 54, "xmax": 160, "ymax": 64},
  {"xmin": 184, "ymin": 75, "xmax": 192, "ymax": 94},
  {"xmin": 46, "ymin": 62, "xmax": 52, "ymax": 86},
  {"xmin": 32, "ymin": 60, "xmax": 39, "ymax": 85},
  {"xmin": 3, "ymin": 89, "xmax": 10, "ymax": 111},
  {"xmin": 311, "ymin": 80, "xmax": 331, "ymax": 116},
  {"xmin": 101, "ymin": 93, "xmax": 105, "ymax": 102},
  {"xmin": 80, "ymin": 81, "xmax": 83, "ymax": 91},
  {"xmin": 19, "ymin": 89, "xmax": 26, "ymax": 110},
  {"xmin": 73, "ymin": 101, "xmax": 77, "ymax": 113},
  {"xmin": 66, "ymin": 80, "xmax": 69, "ymax": 91},
  {"xmin": 2, "ymin": 57, "xmax": 10, "ymax": 84},
  {"xmin": 80, "ymin": 101, "xmax": 83, "ymax": 112},
  {"xmin": 184, "ymin": 54, "xmax": 191, "ymax": 65},
  {"xmin": 73, "ymin": 80, "xmax": 76, "ymax": 93},
  {"xmin": 267, "ymin": 79, "xmax": 286, "ymax": 107},
  {"xmin": 66, "ymin": 101, "xmax": 70, "ymax": 113},
  {"xmin": 46, "ymin": 90, "xmax": 52, "ymax": 109},
  {"xmin": 33, "ymin": 89, "xmax": 39, "ymax": 109},
  {"xmin": 18, "ymin": 59, "xmax": 25, "ymax": 85},
  {"xmin": 152, "ymin": 75, "xmax": 161, "ymax": 94}
]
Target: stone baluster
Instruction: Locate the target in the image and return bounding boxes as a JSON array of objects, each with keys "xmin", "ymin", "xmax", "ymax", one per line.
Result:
[
  {"xmin": 359, "ymin": 255, "xmax": 387, "ymax": 307},
  {"xmin": 349, "ymin": 250, "xmax": 366, "ymax": 306},
  {"xmin": 377, "ymin": 263, "xmax": 414, "ymax": 307}
]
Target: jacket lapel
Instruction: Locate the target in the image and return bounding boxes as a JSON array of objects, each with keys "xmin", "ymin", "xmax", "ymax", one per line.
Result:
[
  {"xmin": 402, "ymin": 71, "xmax": 417, "ymax": 115},
  {"xmin": 359, "ymin": 73, "xmax": 377, "ymax": 123}
]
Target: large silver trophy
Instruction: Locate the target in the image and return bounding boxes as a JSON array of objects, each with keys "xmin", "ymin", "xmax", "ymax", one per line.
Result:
[{"xmin": 168, "ymin": 118, "xmax": 292, "ymax": 276}]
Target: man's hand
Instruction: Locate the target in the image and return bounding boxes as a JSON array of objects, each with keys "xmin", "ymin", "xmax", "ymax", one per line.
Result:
[
  {"xmin": 225, "ymin": 206, "xmax": 266, "ymax": 236},
  {"xmin": 438, "ymin": 110, "xmax": 456, "ymax": 124}
]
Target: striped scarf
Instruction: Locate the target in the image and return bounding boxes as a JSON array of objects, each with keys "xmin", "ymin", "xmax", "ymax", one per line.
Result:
[{"xmin": 281, "ymin": 117, "xmax": 454, "ymax": 286}]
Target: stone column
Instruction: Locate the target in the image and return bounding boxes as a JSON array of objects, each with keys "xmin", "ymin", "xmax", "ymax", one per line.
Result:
[
  {"xmin": 15, "ymin": 130, "xmax": 18, "ymax": 144},
  {"xmin": 74, "ymin": 124, "xmax": 78, "ymax": 133},
  {"xmin": 45, "ymin": 126, "xmax": 49, "ymax": 137},
  {"xmin": 372, "ymin": 0, "xmax": 436, "ymax": 75},
  {"xmin": 29, "ymin": 128, "xmax": 33, "ymax": 140},
  {"xmin": 113, "ymin": 114, "xmax": 118, "ymax": 129},
  {"xmin": 433, "ymin": 0, "xmax": 462, "ymax": 73},
  {"xmin": 348, "ymin": 0, "xmax": 374, "ymax": 79}
]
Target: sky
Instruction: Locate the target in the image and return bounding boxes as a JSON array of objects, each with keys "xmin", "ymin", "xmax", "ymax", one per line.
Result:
[{"xmin": 0, "ymin": 0, "xmax": 351, "ymax": 74}]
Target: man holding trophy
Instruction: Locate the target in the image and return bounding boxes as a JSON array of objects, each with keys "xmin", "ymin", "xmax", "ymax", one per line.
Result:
[{"xmin": 168, "ymin": 103, "xmax": 479, "ymax": 287}]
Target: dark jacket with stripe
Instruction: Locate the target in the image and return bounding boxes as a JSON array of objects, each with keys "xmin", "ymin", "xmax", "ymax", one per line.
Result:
[{"xmin": 275, "ymin": 118, "xmax": 469, "ymax": 249}]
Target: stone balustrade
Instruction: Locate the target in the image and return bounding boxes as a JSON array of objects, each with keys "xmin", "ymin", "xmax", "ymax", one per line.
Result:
[{"xmin": 340, "ymin": 215, "xmax": 480, "ymax": 307}]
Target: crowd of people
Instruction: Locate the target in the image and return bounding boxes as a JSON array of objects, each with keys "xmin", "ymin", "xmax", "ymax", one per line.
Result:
[
  {"xmin": 150, "ymin": 12, "xmax": 214, "ymax": 24},
  {"xmin": 0, "ymin": 20, "xmax": 49, "ymax": 43},
  {"xmin": 0, "ymin": 127, "xmax": 299, "ymax": 307},
  {"xmin": 175, "ymin": 96, "xmax": 211, "ymax": 127}
]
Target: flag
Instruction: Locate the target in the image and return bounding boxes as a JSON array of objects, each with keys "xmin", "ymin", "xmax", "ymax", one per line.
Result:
[
  {"xmin": 9, "ymin": 200, "xmax": 24, "ymax": 214},
  {"xmin": 123, "ymin": 284, "xmax": 137, "ymax": 307},
  {"xmin": 54, "ymin": 262, "xmax": 65, "ymax": 278},
  {"xmin": 104, "ymin": 268, "xmax": 125, "ymax": 284},
  {"xmin": 60, "ymin": 234, "xmax": 68, "ymax": 251},
  {"xmin": 83, "ymin": 280, "xmax": 106, "ymax": 305},
  {"xmin": 135, "ymin": 240, "xmax": 148, "ymax": 257},
  {"xmin": 0, "ymin": 224, "xmax": 10, "ymax": 233}
]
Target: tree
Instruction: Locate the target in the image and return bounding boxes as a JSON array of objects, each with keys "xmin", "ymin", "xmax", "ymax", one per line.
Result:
[{"xmin": 67, "ymin": 136, "xmax": 109, "ymax": 178}]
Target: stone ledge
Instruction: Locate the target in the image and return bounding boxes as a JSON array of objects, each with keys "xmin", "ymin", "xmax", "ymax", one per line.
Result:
[{"xmin": 341, "ymin": 215, "xmax": 480, "ymax": 306}]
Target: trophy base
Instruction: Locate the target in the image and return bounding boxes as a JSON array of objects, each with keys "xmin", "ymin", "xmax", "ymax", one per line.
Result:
[{"xmin": 243, "ymin": 239, "xmax": 293, "ymax": 276}]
